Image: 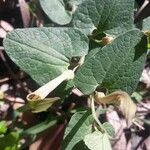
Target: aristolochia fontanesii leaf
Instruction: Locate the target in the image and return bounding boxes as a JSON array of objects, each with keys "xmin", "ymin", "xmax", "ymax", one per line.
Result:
[
  {"xmin": 62, "ymin": 110, "xmax": 93, "ymax": 150},
  {"xmin": 94, "ymin": 91, "xmax": 137, "ymax": 126},
  {"xmin": 73, "ymin": 0, "xmax": 134, "ymax": 35},
  {"xmin": 84, "ymin": 131, "xmax": 112, "ymax": 150},
  {"xmin": 4, "ymin": 27, "xmax": 88, "ymax": 87},
  {"xmin": 39, "ymin": 0, "xmax": 72, "ymax": 25},
  {"xmin": 74, "ymin": 29, "xmax": 147, "ymax": 95}
]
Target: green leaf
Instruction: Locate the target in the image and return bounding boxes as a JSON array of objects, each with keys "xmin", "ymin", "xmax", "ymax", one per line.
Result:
[
  {"xmin": 4, "ymin": 27, "xmax": 88, "ymax": 87},
  {"xmin": 73, "ymin": 0, "xmax": 134, "ymax": 35},
  {"xmin": 0, "ymin": 132, "xmax": 19, "ymax": 150},
  {"xmin": 74, "ymin": 29, "xmax": 147, "ymax": 94},
  {"xmin": 102, "ymin": 122, "xmax": 115, "ymax": 137},
  {"xmin": 62, "ymin": 110, "xmax": 93, "ymax": 150},
  {"xmin": 0, "ymin": 121, "xmax": 7, "ymax": 135},
  {"xmin": 84, "ymin": 131, "xmax": 112, "ymax": 150},
  {"xmin": 72, "ymin": 140, "xmax": 89, "ymax": 150},
  {"xmin": 39, "ymin": 0, "xmax": 72, "ymax": 25}
]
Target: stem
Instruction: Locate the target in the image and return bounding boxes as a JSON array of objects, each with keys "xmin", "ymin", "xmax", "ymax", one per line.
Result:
[
  {"xmin": 135, "ymin": 0, "xmax": 149, "ymax": 19},
  {"xmin": 90, "ymin": 95, "xmax": 105, "ymax": 133},
  {"xmin": 132, "ymin": 117, "xmax": 145, "ymax": 130}
]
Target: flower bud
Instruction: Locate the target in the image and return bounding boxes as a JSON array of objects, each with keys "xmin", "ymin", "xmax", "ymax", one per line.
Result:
[{"xmin": 102, "ymin": 36, "xmax": 114, "ymax": 45}]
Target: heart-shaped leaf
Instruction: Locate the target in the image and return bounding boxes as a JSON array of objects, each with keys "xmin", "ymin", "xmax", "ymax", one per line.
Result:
[
  {"xmin": 62, "ymin": 110, "xmax": 93, "ymax": 150},
  {"xmin": 73, "ymin": 0, "xmax": 134, "ymax": 35},
  {"xmin": 74, "ymin": 29, "xmax": 147, "ymax": 94},
  {"xmin": 4, "ymin": 27, "xmax": 88, "ymax": 87},
  {"xmin": 39, "ymin": 0, "xmax": 72, "ymax": 25},
  {"xmin": 84, "ymin": 131, "xmax": 112, "ymax": 150}
]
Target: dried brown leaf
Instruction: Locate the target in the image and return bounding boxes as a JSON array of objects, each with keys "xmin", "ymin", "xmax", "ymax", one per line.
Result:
[{"xmin": 94, "ymin": 91, "xmax": 137, "ymax": 126}]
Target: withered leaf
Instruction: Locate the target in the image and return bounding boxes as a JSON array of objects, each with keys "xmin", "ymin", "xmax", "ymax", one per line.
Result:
[{"xmin": 94, "ymin": 91, "xmax": 137, "ymax": 126}]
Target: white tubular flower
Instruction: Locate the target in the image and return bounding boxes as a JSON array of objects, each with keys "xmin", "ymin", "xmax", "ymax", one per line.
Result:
[{"xmin": 27, "ymin": 69, "xmax": 75, "ymax": 101}]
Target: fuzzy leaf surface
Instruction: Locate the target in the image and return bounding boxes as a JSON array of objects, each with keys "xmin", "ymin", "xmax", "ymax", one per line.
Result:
[
  {"xmin": 73, "ymin": 0, "xmax": 134, "ymax": 35},
  {"xmin": 39, "ymin": 0, "xmax": 72, "ymax": 25},
  {"xmin": 4, "ymin": 27, "xmax": 88, "ymax": 86},
  {"xmin": 74, "ymin": 29, "xmax": 147, "ymax": 94},
  {"xmin": 62, "ymin": 110, "xmax": 93, "ymax": 150},
  {"xmin": 84, "ymin": 131, "xmax": 112, "ymax": 150}
]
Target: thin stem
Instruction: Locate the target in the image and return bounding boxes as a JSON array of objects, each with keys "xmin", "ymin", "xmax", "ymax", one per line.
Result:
[
  {"xmin": 135, "ymin": 0, "xmax": 149, "ymax": 19},
  {"xmin": 90, "ymin": 95, "xmax": 105, "ymax": 133},
  {"xmin": 132, "ymin": 117, "xmax": 145, "ymax": 130}
]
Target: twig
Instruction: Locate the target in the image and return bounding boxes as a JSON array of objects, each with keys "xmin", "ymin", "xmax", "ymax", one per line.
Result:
[
  {"xmin": 18, "ymin": 0, "xmax": 30, "ymax": 27},
  {"xmin": 0, "ymin": 77, "xmax": 10, "ymax": 83},
  {"xmin": 135, "ymin": 0, "xmax": 149, "ymax": 19},
  {"xmin": 135, "ymin": 135, "xmax": 149, "ymax": 150},
  {"xmin": 4, "ymin": 95, "xmax": 24, "ymax": 103},
  {"xmin": 132, "ymin": 118, "xmax": 145, "ymax": 130},
  {"xmin": 139, "ymin": 102, "xmax": 150, "ymax": 110},
  {"xmin": 135, "ymin": 0, "xmax": 150, "ymax": 23}
]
